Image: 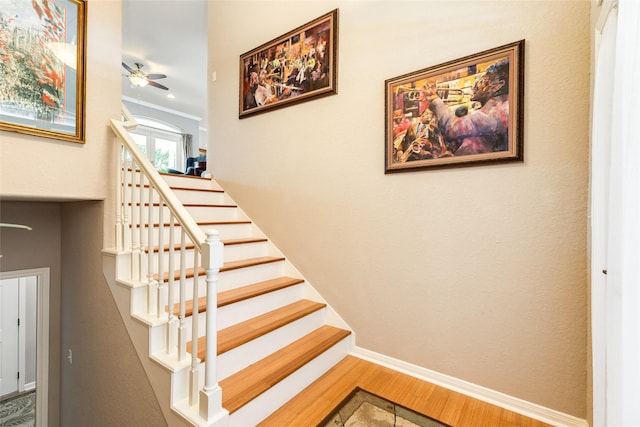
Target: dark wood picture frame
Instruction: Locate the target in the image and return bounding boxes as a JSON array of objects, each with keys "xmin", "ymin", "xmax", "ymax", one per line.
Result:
[
  {"xmin": 385, "ymin": 40, "xmax": 525, "ymax": 173},
  {"xmin": 239, "ymin": 9, "xmax": 338, "ymax": 119},
  {"xmin": 0, "ymin": 0, "xmax": 87, "ymax": 143}
]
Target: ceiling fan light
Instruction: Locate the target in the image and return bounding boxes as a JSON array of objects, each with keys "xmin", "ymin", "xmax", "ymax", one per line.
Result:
[{"xmin": 129, "ymin": 75, "xmax": 148, "ymax": 87}]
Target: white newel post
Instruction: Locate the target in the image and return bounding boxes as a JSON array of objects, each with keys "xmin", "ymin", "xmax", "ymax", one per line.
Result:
[{"xmin": 200, "ymin": 230, "xmax": 224, "ymax": 421}]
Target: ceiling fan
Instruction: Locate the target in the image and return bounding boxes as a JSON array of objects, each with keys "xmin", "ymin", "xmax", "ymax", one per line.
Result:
[{"xmin": 122, "ymin": 62, "xmax": 168, "ymax": 90}]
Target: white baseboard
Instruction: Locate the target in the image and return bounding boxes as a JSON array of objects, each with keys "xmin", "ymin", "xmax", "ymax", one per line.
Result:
[{"xmin": 351, "ymin": 347, "xmax": 588, "ymax": 427}]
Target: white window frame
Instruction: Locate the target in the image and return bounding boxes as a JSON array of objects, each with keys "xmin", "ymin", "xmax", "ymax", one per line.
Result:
[{"xmin": 128, "ymin": 116, "xmax": 185, "ymax": 172}]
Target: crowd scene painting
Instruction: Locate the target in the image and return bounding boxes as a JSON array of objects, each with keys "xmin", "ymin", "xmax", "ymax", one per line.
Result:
[
  {"xmin": 240, "ymin": 10, "xmax": 337, "ymax": 118},
  {"xmin": 385, "ymin": 41, "xmax": 524, "ymax": 172},
  {"xmin": 0, "ymin": 0, "xmax": 83, "ymax": 141}
]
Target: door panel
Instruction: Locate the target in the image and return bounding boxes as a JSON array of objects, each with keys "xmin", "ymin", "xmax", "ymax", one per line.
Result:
[{"xmin": 0, "ymin": 278, "xmax": 19, "ymax": 397}]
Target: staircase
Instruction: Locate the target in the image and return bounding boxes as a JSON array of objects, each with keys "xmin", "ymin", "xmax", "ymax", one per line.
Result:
[{"xmin": 103, "ymin": 117, "xmax": 353, "ymax": 426}]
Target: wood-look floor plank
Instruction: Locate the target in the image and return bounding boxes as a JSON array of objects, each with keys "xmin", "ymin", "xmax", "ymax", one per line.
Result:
[{"xmin": 259, "ymin": 356, "xmax": 554, "ymax": 427}]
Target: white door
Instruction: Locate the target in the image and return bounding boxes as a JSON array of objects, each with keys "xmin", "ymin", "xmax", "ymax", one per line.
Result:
[{"xmin": 0, "ymin": 278, "xmax": 20, "ymax": 397}]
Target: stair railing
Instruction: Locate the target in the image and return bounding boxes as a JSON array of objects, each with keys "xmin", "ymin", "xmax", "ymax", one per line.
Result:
[{"xmin": 110, "ymin": 107, "xmax": 224, "ymax": 422}]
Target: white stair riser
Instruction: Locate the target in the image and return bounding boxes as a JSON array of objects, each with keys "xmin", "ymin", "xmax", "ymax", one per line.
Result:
[
  {"xmin": 133, "ymin": 261, "xmax": 283, "ymax": 312},
  {"xmin": 217, "ymin": 261, "xmax": 286, "ymax": 292},
  {"xmin": 133, "ymin": 205, "xmax": 239, "ymax": 222},
  {"xmin": 124, "ymin": 189, "xmax": 228, "ymax": 206},
  {"xmin": 160, "ymin": 175, "xmax": 217, "ymax": 190},
  {"xmin": 149, "ymin": 322, "xmax": 168, "ymax": 355},
  {"xmin": 228, "ymin": 337, "xmax": 351, "ymax": 427},
  {"xmin": 221, "ymin": 241, "xmax": 270, "ymax": 262},
  {"xmin": 217, "ymin": 308, "xmax": 326, "ymax": 381},
  {"xmin": 217, "ymin": 284, "xmax": 304, "ymax": 330},
  {"xmin": 172, "ymin": 190, "xmax": 227, "ymax": 205},
  {"xmin": 129, "ymin": 222, "xmax": 255, "ymax": 247},
  {"xmin": 185, "ymin": 206, "xmax": 241, "ymax": 222},
  {"xmin": 146, "ymin": 241, "xmax": 269, "ymax": 274}
]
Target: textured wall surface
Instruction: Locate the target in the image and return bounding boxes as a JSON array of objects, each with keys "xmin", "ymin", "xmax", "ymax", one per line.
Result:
[
  {"xmin": 209, "ymin": 0, "xmax": 590, "ymax": 418},
  {"xmin": 0, "ymin": 1, "xmax": 165, "ymax": 424}
]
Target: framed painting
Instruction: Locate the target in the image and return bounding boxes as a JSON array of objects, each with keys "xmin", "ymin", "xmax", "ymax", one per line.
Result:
[
  {"xmin": 0, "ymin": 0, "xmax": 87, "ymax": 143},
  {"xmin": 239, "ymin": 9, "xmax": 338, "ymax": 118},
  {"xmin": 385, "ymin": 40, "xmax": 524, "ymax": 173}
]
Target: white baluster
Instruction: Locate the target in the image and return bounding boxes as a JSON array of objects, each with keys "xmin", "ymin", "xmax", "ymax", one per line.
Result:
[
  {"xmin": 178, "ymin": 230, "xmax": 187, "ymax": 361},
  {"xmin": 122, "ymin": 151, "xmax": 132, "ymax": 252},
  {"xmin": 190, "ymin": 249, "xmax": 200, "ymax": 406},
  {"xmin": 115, "ymin": 143, "xmax": 124, "ymax": 252},
  {"xmin": 199, "ymin": 230, "xmax": 224, "ymax": 420},
  {"xmin": 138, "ymin": 174, "xmax": 146, "ymax": 283},
  {"xmin": 147, "ymin": 182, "xmax": 155, "ymax": 314},
  {"xmin": 131, "ymin": 158, "xmax": 140, "ymax": 280},
  {"xmin": 167, "ymin": 214, "xmax": 177, "ymax": 354},
  {"xmin": 124, "ymin": 157, "xmax": 134, "ymax": 251},
  {"xmin": 157, "ymin": 201, "xmax": 165, "ymax": 319}
]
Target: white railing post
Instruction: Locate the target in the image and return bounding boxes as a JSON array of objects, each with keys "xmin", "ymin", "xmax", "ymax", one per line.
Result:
[
  {"xmin": 115, "ymin": 143, "xmax": 124, "ymax": 252},
  {"xmin": 199, "ymin": 230, "xmax": 224, "ymax": 420}
]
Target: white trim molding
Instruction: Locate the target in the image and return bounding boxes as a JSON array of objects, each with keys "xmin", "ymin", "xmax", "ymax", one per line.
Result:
[
  {"xmin": 0, "ymin": 268, "xmax": 49, "ymax": 427},
  {"xmin": 351, "ymin": 347, "xmax": 588, "ymax": 427}
]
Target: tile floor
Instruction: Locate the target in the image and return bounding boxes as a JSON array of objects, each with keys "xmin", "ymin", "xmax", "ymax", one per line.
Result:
[
  {"xmin": 320, "ymin": 388, "xmax": 449, "ymax": 427},
  {"xmin": 0, "ymin": 391, "xmax": 35, "ymax": 427}
]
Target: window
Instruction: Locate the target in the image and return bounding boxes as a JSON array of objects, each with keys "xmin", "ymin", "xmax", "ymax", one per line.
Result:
[{"xmin": 128, "ymin": 116, "xmax": 185, "ymax": 172}]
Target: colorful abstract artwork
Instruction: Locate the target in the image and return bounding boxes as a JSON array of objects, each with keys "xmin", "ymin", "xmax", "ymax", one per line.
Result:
[{"xmin": 0, "ymin": 0, "xmax": 86, "ymax": 143}]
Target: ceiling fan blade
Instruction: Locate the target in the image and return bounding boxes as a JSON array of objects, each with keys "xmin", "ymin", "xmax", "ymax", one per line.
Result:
[
  {"xmin": 146, "ymin": 73, "xmax": 167, "ymax": 80},
  {"xmin": 122, "ymin": 62, "xmax": 134, "ymax": 73},
  {"xmin": 148, "ymin": 80, "xmax": 169, "ymax": 90}
]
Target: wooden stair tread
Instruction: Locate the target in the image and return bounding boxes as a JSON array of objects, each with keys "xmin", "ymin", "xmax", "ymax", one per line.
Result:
[
  {"xmin": 218, "ymin": 276, "xmax": 303, "ymax": 307},
  {"xmin": 186, "ymin": 299, "xmax": 326, "ymax": 359},
  {"xmin": 159, "ymin": 171, "xmax": 211, "ymax": 180},
  {"xmin": 170, "ymin": 186, "xmax": 223, "ymax": 193},
  {"xmin": 153, "ymin": 256, "xmax": 285, "ymax": 282},
  {"xmin": 132, "ymin": 220, "xmax": 252, "ymax": 228},
  {"xmin": 128, "ymin": 202, "xmax": 236, "ymax": 208},
  {"xmin": 147, "ymin": 237, "xmax": 268, "ymax": 253},
  {"xmin": 168, "ymin": 276, "xmax": 304, "ymax": 316},
  {"xmin": 220, "ymin": 325, "xmax": 351, "ymax": 414}
]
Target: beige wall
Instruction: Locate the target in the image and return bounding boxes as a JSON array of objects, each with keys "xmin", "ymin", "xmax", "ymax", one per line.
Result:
[
  {"xmin": 209, "ymin": 0, "xmax": 590, "ymax": 418},
  {"xmin": 0, "ymin": 1, "xmax": 163, "ymax": 424},
  {"xmin": 0, "ymin": 0, "xmax": 121, "ymax": 249}
]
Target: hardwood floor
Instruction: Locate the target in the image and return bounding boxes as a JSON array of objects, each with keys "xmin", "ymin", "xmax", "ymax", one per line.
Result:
[{"xmin": 259, "ymin": 355, "xmax": 553, "ymax": 427}]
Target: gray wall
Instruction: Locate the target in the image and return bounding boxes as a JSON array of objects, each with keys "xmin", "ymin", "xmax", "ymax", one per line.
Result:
[
  {"xmin": 0, "ymin": 201, "xmax": 166, "ymax": 426},
  {"xmin": 0, "ymin": 202, "xmax": 62, "ymax": 425},
  {"xmin": 60, "ymin": 201, "xmax": 166, "ymax": 427}
]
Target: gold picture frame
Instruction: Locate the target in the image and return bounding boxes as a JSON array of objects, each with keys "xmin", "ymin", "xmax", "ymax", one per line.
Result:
[
  {"xmin": 385, "ymin": 40, "xmax": 524, "ymax": 172},
  {"xmin": 0, "ymin": 0, "xmax": 87, "ymax": 143},
  {"xmin": 239, "ymin": 9, "xmax": 338, "ymax": 118}
]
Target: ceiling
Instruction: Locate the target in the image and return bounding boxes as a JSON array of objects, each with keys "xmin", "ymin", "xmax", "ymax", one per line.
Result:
[{"xmin": 121, "ymin": 0, "xmax": 208, "ymax": 121}]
